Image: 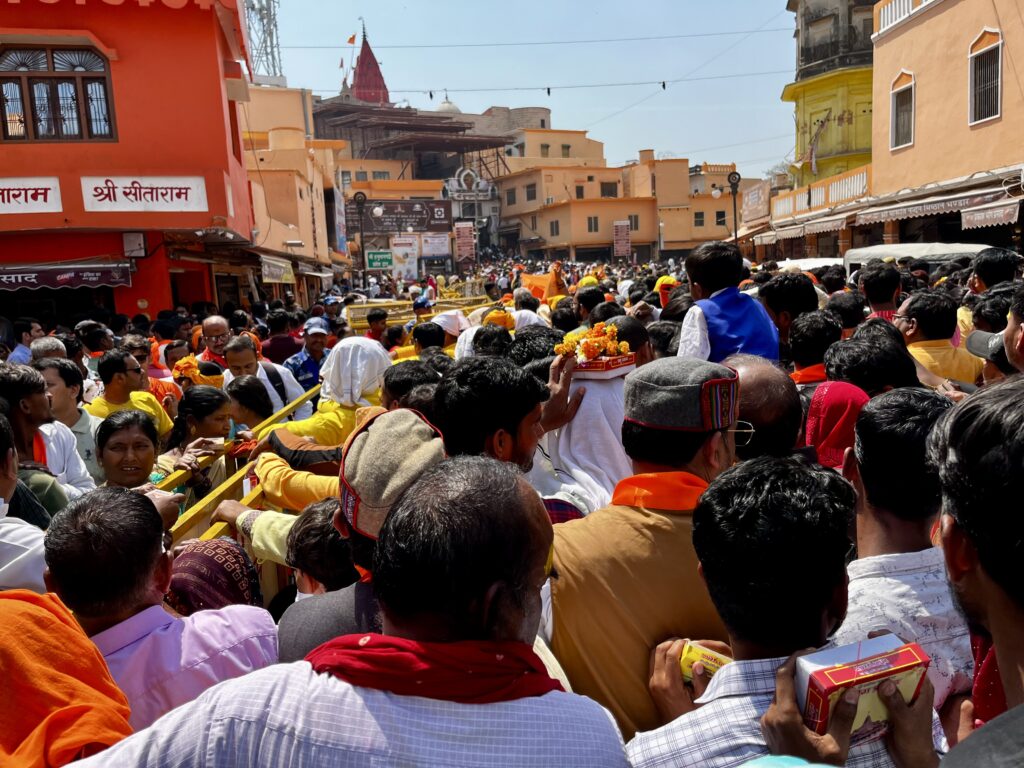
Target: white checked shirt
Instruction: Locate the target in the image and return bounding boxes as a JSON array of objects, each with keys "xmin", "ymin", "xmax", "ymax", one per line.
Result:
[
  {"xmin": 71, "ymin": 661, "xmax": 630, "ymax": 768},
  {"xmin": 626, "ymin": 656, "xmax": 947, "ymax": 768}
]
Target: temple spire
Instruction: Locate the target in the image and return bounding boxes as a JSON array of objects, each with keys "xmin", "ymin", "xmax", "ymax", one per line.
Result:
[{"xmin": 351, "ymin": 24, "xmax": 390, "ymax": 105}]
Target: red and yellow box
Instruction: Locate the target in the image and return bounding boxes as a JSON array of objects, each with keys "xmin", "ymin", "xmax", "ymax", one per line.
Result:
[
  {"xmin": 679, "ymin": 641, "xmax": 732, "ymax": 682},
  {"xmin": 574, "ymin": 353, "xmax": 636, "ymax": 380},
  {"xmin": 795, "ymin": 635, "xmax": 931, "ymax": 735}
]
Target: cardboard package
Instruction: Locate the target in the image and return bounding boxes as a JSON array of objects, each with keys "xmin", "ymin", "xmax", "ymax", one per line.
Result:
[
  {"xmin": 679, "ymin": 641, "xmax": 732, "ymax": 682},
  {"xmin": 795, "ymin": 635, "xmax": 931, "ymax": 735}
]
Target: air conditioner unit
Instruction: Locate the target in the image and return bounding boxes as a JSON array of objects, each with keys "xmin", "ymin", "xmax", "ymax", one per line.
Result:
[{"xmin": 544, "ymin": 197, "xmax": 554, "ymax": 205}]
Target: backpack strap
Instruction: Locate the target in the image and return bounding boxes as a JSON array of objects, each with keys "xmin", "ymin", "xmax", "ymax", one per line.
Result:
[{"xmin": 259, "ymin": 361, "xmax": 290, "ymax": 417}]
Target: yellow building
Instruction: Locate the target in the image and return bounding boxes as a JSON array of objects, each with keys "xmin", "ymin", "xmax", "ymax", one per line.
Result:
[{"xmin": 782, "ymin": 0, "xmax": 877, "ymax": 187}]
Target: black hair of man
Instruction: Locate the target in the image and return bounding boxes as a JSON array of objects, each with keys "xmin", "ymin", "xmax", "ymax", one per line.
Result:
[
  {"xmin": 684, "ymin": 241, "xmax": 744, "ymax": 294},
  {"xmin": 928, "ymin": 377, "xmax": 1024, "ymax": 609},
  {"xmin": 366, "ymin": 308, "xmax": 389, "ymax": 325},
  {"xmin": 972, "ymin": 248, "xmax": 1019, "ymax": 289},
  {"xmin": 44, "ymin": 487, "xmax": 164, "ymax": 618},
  {"xmin": 908, "ymin": 259, "xmax": 930, "ymax": 276},
  {"xmin": 588, "ymin": 301, "xmax": 627, "ymax": 325},
  {"xmin": 398, "ymin": 383, "xmax": 439, "ymax": 424},
  {"xmin": 418, "ymin": 347, "xmax": 455, "ymax": 376},
  {"xmin": 905, "ymin": 289, "xmax": 958, "ymax": 340},
  {"xmin": 759, "ymin": 273, "xmax": 819, "ymax": 321},
  {"xmin": 383, "ymin": 361, "xmax": 439, "ymax": 403},
  {"xmin": 620, "ymin": 419, "xmax": 720, "ymax": 469},
  {"xmin": 825, "ymin": 339, "xmax": 919, "ymax": 396},
  {"xmin": 151, "ymin": 318, "xmax": 182, "ymax": 342},
  {"xmin": 0, "ymin": 361, "xmax": 46, "ymax": 412},
  {"xmin": 383, "ymin": 325, "xmax": 407, "ymax": 351},
  {"xmin": 373, "ymin": 455, "xmax": 539, "ymax": 639},
  {"xmin": 659, "ymin": 291, "xmax": 694, "ymax": 324},
  {"xmin": 33, "ymin": 358, "xmax": 84, "ymax": 404},
  {"xmin": 55, "ymin": 333, "xmax": 82, "ymax": 360},
  {"xmin": 550, "ymin": 307, "xmax": 579, "ymax": 334},
  {"xmin": 412, "ymin": 322, "xmax": 446, "ymax": 350},
  {"xmin": 96, "ymin": 349, "xmax": 138, "ymax": 387},
  {"xmin": 693, "ymin": 454, "xmax": 854, "ymax": 652},
  {"xmin": 516, "ymin": 293, "xmax": 541, "ymax": 313},
  {"xmin": 228, "ymin": 309, "xmax": 252, "ymax": 333},
  {"xmin": 855, "ymin": 388, "xmax": 952, "ymax": 522},
  {"xmin": 434, "ymin": 357, "xmax": 550, "ymax": 457},
  {"xmin": 506, "ymin": 326, "xmax": 565, "ymax": 367},
  {"xmin": 790, "ymin": 311, "xmax": 843, "ymax": 368},
  {"xmin": 852, "ymin": 316, "xmax": 905, "ymax": 348},
  {"xmin": 859, "ymin": 261, "xmax": 902, "ymax": 306},
  {"xmin": 825, "ymin": 291, "xmax": 867, "ymax": 331},
  {"xmin": 604, "ymin": 316, "xmax": 650, "ymax": 356},
  {"xmin": 14, "ymin": 317, "xmax": 41, "ymax": 344},
  {"xmin": 267, "ymin": 309, "xmax": 290, "ymax": 335},
  {"xmin": 82, "ymin": 326, "xmax": 110, "ymax": 352},
  {"xmin": 820, "ymin": 267, "xmax": 847, "ymax": 295},
  {"xmin": 645, "ymin": 321, "xmax": 680, "ymax": 358},
  {"xmin": 628, "ymin": 288, "xmax": 647, "ymax": 307},
  {"xmin": 575, "ymin": 286, "xmax": 606, "ymax": 314},
  {"xmin": 554, "ymin": 296, "xmax": 575, "ymax": 312},
  {"xmin": 223, "ymin": 334, "xmax": 258, "ymax": 358},
  {"xmin": 120, "ymin": 334, "xmax": 150, "ymax": 354},
  {"xmin": 473, "ymin": 325, "xmax": 513, "ymax": 357},
  {"xmin": 286, "ymin": 499, "xmax": 358, "ymax": 592},
  {"xmin": 973, "ymin": 294, "xmax": 1012, "ymax": 333}
]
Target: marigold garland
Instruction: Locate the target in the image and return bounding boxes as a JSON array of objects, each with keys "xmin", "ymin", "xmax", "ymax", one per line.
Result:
[{"xmin": 554, "ymin": 322, "xmax": 631, "ymax": 363}]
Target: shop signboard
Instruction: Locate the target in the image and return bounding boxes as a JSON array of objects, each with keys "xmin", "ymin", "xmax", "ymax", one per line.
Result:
[
  {"xmin": 741, "ymin": 180, "xmax": 771, "ymax": 224},
  {"xmin": 0, "ymin": 262, "xmax": 131, "ymax": 291},
  {"xmin": 454, "ymin": 221, "xmax": 476, "ymax": 262},
  {"xmin": 82, "ymin": 176, "xmax": 208, "ymax": 212},
  {"xmin": 0, "ymin": 177, "xmax": 62, "ymax": 214},
  {"xmin": 346, "ymin": 199, "xmax": 452, "ymax": 235},
  {"xmin": 389, "ymin": 236, "xmax": 420, "ymax": 281},
  {"xmin": 367, "ymin": 250, "xmax": 394, "ymax": 269},
  {"xmin": 613, "ymin": 220, "xmax": 631, "ymax": 258},
  {"xmin": 421, "ymin": 232, "xmax": 450, "ymax": 256}
]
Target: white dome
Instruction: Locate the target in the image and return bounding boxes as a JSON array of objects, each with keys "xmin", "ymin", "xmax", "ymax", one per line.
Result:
[{"xmin": 437, "ymin": 97, "xmax": 462, "ymax": 114}]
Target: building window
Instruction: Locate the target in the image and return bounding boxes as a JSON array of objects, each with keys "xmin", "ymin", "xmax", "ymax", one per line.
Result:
[
  {"xmin": 540, "ymin": 143, "xmax": 550, "ymax": 158},
  {"xmin": 651, "ymin": 174, "xmax": 657, "ymax": 194},
  {"xmin": 716, "ymin": 211, "xmax": 727, "ymax": 227},
  {"xmin": 587, "ymin": 216, "xmax": 599, "ymax": 233},
  {"xmin": 340, "ymin": 170, "xmax": 352, "ymax": 186},
  {"xmin": 530, "ymin": 214, "xmax": 537, "ymax": 231},
  {"xmin": 575, "ymin": 185, "xmax": 584, "ymax": 199},
  {"xmin": 525, "ymin": 183, "xmax": 537, "ymax": 201},
  {"xmin": 561, "ymin": 144, "xmax": 571, "ymax": 158},
  {"xmin": 506, "ymin": 188, "xmax": 516, "ymax": 205},
  {"xmin": 970, "ymin": 31, "xmax": 1002, "ymax": 124},
  {"xmin": 587, "ymin": 175, "xmax": 595, "ymax": 182},
  {"xmin": 0, "ymin": 47, "xmax": 115, "ymax": 142},
  {"xmin": 628, "ymin": 214, "xmax": 639, "ymax": 231},
  {"xmin": 694, "ymin": 211, "xmax": 705, "ymax": 227},
  {"xmin": 371, "ymin": 170, "xmax": 390, "ymax": 180},
  {"xmin": 540, "ymin": 118, "xmax": 546, "ymax": 128},
  {"xmin": 355, "ymin": 171, "xmax": 368, "ymax": 181},
  {"xmin": 550, "ymin": 220, "xmax": 560, "ymax": 237},
  {"xmin": 600, "ymin": 181, "xmax": 618, "ymax": 198},
  {"xmin": 890, "ymin": 73, "xmax": 914, "ymax": 149}
]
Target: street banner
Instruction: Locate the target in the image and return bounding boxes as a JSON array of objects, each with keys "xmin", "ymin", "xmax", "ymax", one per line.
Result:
[
  {"xmin": 421, "ymin": 232, "xmax": 450, "ymax": 256},
  {"xmin": 334, "ymin": 169, "xmax": 348, "ymax": 255},
  {"xmin": 389, "ymin": 235, "xmax": 420, "ymax": 281},
  {"xmin": 613, "ymin": 220, "xmax": 631, "ymax": 258}
]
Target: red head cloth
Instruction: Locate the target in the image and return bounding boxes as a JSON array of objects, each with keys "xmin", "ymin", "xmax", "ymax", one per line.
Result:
[{"xmin": 805, "ymin": 381, "xmax": 869, "ymax": 469}]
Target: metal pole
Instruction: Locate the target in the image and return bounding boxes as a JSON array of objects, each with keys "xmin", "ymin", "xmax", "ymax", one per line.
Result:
[{"xmin": 732, "ymin": 190, "xmax": 739, "ymax": 245}]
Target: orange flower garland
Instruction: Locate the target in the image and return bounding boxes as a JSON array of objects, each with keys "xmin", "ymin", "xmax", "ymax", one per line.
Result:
[{"xmin": 554, "ymin": 322, "xmax": 631, "ymax": 363}]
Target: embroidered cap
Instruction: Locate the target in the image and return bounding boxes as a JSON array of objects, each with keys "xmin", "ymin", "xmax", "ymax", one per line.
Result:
[
  {"xmin": 339, "ymin": 408, "xmax": 446, "ymax": 539},
  {"xmin": 623, "ymin": 357, "xmax": 739, "ymax": 432}
]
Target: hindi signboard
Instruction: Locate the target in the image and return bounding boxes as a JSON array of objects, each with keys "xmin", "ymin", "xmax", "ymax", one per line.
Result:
[
  {"xmin": 0, "ymin": 177, "xmax": 62, "ymax": 214},
  {"xmin": 0, "ymin": 263, "xmax": 131, "ymax": 291},
  {"xmin": 454, "ymin": 221, "xmax": 476, "ymax": 262},
  {"xmin": 613, "ymin": 220, "xmax": 631, "ymax": 259},
  {"xmin": 333, "ymin": 169, "xmax": 348, "ymax": 255},
  {"xmin": 389, "ymin": 236, "xmax": 420, "ymax": 281},
  {"xmin": 366, "ymin": 250, "xmax": 394, "ymax": 270},
  {"xmin": 346, "ymin": 199, "xmax": 452, "ymax": 235},
  {"xmin": 741, "ymin": 179, "xmax": 771, "ymax": 224},
  {"xmin": 421, "ymin": 232, "xmax": 450, "ymax": 256},
  {"xmin": 82, "ymin": 176, "xmax": 208, "ymax": 212}
]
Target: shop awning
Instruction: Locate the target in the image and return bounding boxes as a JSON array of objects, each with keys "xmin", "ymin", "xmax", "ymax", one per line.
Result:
[
  {"xmin": 0, "ymin": 262, "xmax": 132, "ymax": 291},
  {"xmin": 775, "ymin": 225, "xmax": 805, "ymax": 240},
  {"xmin": 961, "ymin": 198, "xmax": 1021, "ymax": 230},
  {"xmin": 804, "ymin": 213, "xmax": 852, "ymax": 235},
  {"xmin": 736, "ymin": 221, "xmax": 771, "ymax": 240},
  {"xmin": 260, "ymin": 255, "xmax": 295, "ymax": 285},
  {"xmin": 299, "ymin": 269, "xmax": 334, "ymax": 280},
  {"xmin": 753, "ymin": 232, "xmax": 777, "ymax": 246},
  {"xmin": 855, "ymin": 187, "xmax": 1006, "ymax": 226}
]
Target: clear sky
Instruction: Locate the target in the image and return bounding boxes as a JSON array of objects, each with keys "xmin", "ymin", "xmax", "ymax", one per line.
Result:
[{"xmin": 276, "ymin": 0, "xmax": 798, "ymax": 179}]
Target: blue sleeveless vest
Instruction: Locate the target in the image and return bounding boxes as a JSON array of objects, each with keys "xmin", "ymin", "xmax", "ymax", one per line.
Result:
[{"xmin": 697, "ymin": 286, "xmax": 780, "ymax": 363}]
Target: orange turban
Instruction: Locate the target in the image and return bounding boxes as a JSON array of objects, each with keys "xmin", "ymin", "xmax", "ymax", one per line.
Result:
[
  {"xmin": 0, "ymin": 591, "xmax": 132, "ymax": 765},
  {"xmin": 483, "ymin": 309, "xmax": 515, "ymax": 330},
  {"xmin": 173, "ymin": 355, "xmax": 225, "ymax": 388}
]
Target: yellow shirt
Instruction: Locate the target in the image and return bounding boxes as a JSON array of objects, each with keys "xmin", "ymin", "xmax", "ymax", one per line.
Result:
[
  {"xmin": 85, "ymin": 391, "xmax": 174, "ymax": 437},
  {"xmin": 254, "ymin": 453, "xmax": 340, "ymax": 512},
  {"xmin": 908, "ymin": 339, "xmax": 984, "ymax": 384}
]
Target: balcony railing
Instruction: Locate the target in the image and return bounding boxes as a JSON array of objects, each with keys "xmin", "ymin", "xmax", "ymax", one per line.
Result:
[
  {"xmin": 876, "ymin": 0, "xmax": 941, "ymax": 34},
  {"xmin": 771, "ymin": 164, "xmax": 872, "ymax": 221}
]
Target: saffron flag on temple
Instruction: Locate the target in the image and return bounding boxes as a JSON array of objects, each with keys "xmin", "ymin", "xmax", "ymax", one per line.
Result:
[{"xmin": 347, "ymin": 34, "xmax": 356, "ymax": 45}]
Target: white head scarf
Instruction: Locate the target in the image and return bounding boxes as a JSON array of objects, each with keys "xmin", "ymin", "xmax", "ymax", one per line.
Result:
[
  {"xmin": 432, "ymin": 310, "xmax": 469, "ymax": 338},
  {"xmin": 513, "ymin": 309, "xmax": 548, "ymax": 331},
  {"xmin": 319, "ymin": 336, "xmax": 392, "ymax": 408},
  {"xmin": 454, "ymin": 325, "xmax": 482, "ymax": 361}
]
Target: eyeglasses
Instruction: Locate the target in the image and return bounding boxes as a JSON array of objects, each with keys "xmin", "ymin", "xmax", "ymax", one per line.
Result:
[
  {"xmin": 727, "ymin": 420, "xmax": 756, "ymax": 447},
  {"xmin": 204, "ymin": 333, "xmax": 231, "ymax": 343},
  {"xmin": 893, "ymin": 315, "xmax": 912, "ymax": 323},
  {"xmin": 124, "ymin": 364, "xmax": 144, "ymax": 375},
  {"xmin": 131, "ymin": 354, "xmax": 149, "ymax": 366}
]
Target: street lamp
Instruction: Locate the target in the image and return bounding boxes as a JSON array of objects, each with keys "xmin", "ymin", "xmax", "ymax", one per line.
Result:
[
  {"xmin": 353, "ymin": 191, "xmax": 367, "ymax": 283},
  {"xmin": 711, "ymin": 172, "xmax": 742, "ymax": 244}
]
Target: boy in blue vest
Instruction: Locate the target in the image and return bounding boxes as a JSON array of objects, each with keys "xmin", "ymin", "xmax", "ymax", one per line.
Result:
[{"xmin": 676, "ymin": 241, "xmax": 779, "ymax": 363}]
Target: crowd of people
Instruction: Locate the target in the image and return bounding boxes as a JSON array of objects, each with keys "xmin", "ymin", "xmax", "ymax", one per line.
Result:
[{"xmin": 1, "ymin": 239, "xmax": 1023, "ymax": 767}]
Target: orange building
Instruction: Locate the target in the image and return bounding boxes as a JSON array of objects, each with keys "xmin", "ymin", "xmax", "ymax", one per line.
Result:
[{"xmin": 0, "ymin": 0, "xmax": 254, "ymax": 322}]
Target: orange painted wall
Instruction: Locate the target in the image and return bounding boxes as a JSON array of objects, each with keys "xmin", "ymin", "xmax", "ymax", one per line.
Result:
[{"xmin": 0, "ymin": 1, "xmax": 251, "ymax": 238}]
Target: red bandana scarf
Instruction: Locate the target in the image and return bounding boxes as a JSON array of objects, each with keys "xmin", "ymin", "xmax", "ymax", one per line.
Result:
[{"xmin": 305, "ymin": 633, "xmax": 564, "ymax": 704}]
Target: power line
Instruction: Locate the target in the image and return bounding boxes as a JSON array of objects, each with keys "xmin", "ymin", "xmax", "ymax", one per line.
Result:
[
  {"xmin": 281, "ymin": 27, "xmax": 792, "ymax": 51},
  {"xmin": 586, "ymin": 9, "xmax": 790, "ymax": 130},
  {"xmin": 676, "ymin": 133, "xmax": 794, "ymax": 157},
  {"xmin": 308, "ymin": 69, "xmax": 791, "ymax": 96}
]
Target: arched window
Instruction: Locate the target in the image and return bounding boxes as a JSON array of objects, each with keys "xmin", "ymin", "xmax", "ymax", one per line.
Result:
[
  {"xmin": 0, "ymin": 46, "xmax": 115, "ymax": 142},
  {"xmin": 890, "ymin": 70, "xmax": 915, "ymax": 150},
  {"xmin": 969, "ymin": 29, "xmax": 1002, "ymax": 125}
]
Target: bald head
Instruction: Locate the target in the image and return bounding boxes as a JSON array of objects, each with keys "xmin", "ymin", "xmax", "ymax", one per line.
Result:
[{"xmin": 723, "ymin": 354, "xmax": 802, "ymax": 460}]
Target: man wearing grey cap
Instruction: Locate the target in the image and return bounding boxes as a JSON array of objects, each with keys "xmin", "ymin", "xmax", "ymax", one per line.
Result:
[{"xmin": 546, "ymin": 357, "xmax": 740, "ymax": 738}]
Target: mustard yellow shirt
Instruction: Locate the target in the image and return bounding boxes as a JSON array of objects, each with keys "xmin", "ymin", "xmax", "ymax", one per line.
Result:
[
  {"xmin": 908, "ymin": 339, "xmax": 984, "ymax": 384},
  {"xmin": 85, "ymin": 391, "xmax": 174, "ymax": 437},
  {"xmin": 254, "ymin": 453, "xmax": 340, "ymax": 511}
]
